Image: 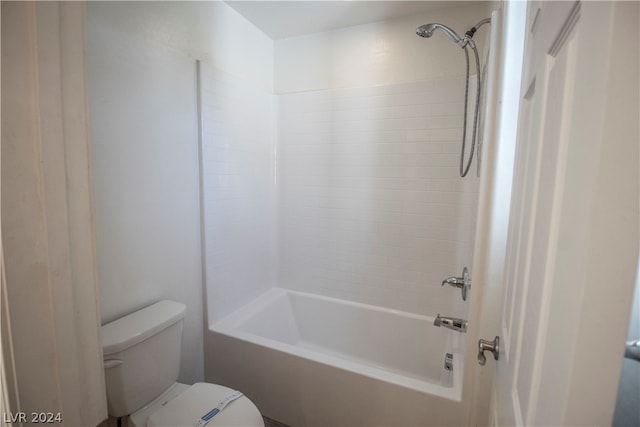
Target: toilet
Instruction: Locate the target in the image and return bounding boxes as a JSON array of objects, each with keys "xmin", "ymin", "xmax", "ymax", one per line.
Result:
[{"xmin": 101, "ymin": 300, "xmax": 264, "ymax": 427}]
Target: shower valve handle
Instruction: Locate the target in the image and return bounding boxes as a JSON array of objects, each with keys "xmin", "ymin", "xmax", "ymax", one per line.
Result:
[
  {"xmin": 441, "ymin": 267, "xmax": 471, "ymax": 301},
  {"xmin": 441, "ymin": 277, "xmax": 466, "ymax": 287}
]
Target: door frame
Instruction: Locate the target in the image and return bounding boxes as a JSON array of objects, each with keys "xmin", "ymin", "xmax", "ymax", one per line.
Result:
[{"xmin": 464, "ymin": 1, "xmax": 528, "ymax": 425}]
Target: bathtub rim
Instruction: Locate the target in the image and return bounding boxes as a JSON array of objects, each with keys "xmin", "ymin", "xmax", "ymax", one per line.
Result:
[{"xmin": 210, "ymin": 287, "xmax": 464, "ymax": 401}]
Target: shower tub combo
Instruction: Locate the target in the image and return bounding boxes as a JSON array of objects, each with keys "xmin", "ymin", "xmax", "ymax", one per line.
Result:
[
  {"xmin": 207, "ymin": 288, "xmax": 467, "ymax": 426},
  {"xmin": 202, "ymin": 7, "xmax": 501, "ymax": 426}
]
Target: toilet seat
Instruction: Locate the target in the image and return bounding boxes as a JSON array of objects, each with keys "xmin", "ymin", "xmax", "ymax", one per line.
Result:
[{"xmin": 146, "ymin": 383, "xmax": 264, "ymax": 427}]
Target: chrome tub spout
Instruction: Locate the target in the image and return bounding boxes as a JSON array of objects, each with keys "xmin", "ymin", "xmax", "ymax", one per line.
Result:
[{"xmin": 433, "ymin": 314, "xmax": 468, "ymax": 333}]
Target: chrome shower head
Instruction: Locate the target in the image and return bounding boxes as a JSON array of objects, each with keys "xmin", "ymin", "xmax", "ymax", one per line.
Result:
[
  {"xmin": 416, "ymin": 23, "xmax": 464, "ymax": 46},
  {"xmin": 416, "ymin": 23, "xmax": 437, "ymax": 38}
]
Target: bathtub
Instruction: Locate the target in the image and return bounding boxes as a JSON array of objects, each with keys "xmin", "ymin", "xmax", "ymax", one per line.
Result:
[{"xmin": 206, "ymin": 288, "xmax": 468, "ymax": 426}]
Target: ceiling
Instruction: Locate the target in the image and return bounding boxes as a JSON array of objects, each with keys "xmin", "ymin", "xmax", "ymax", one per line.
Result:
[{"xmin": 225, "ymin": 1, "xmax": 481, "ymax": 40}]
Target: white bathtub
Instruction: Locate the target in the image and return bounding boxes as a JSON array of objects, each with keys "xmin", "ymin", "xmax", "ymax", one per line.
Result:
[{"xmin": 207, "ymin": 288, "xmax": 468, "ymax": 426}]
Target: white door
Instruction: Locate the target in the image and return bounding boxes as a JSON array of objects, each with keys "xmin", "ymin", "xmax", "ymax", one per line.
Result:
[{"xmin": 482, "ymin": 1, "xmax": 639, "ymax": 426}]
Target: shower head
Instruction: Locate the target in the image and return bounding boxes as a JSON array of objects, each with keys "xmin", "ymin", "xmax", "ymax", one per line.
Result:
[
  {"xmin": 416, "ymin": 23, "xmax": 438, "ymax": 38},
  {"xmin": 416, "ymin": 23, "xmax": 464, "ymax": 47}
]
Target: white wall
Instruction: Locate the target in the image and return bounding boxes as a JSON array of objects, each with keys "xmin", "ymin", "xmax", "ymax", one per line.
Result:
[
  {"xmin": 88, "ymin": 1, "xmax": 273, "ymax": 385},
  {"xmin": 275, "ymin": 3, "xmax": 491, "ymax": 93},
  {"xmin": 275, "ymin": 3, "xmax": 491, "ymax": 316},
  {"xmin": 200, "ymin": 65, "xmax": 277, "ymax": 324},
  {"xmin": 88, "ymin": 2, "xmax": 272, "ymax": 92}
]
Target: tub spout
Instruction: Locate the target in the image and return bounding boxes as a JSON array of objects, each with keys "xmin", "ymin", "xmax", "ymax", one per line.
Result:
[{"xmin": 434, "ymin": 314, "xmax": 468, "ymax": 333}]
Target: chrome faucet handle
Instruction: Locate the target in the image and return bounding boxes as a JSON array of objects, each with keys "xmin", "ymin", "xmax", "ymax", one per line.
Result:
[
  {"xmin": 441, "ymin": 277, "xmax": 464, "ymax": 287},
  {"xmin": 441, "ymin": 267, "xmax": 471, "ymax": 301}
]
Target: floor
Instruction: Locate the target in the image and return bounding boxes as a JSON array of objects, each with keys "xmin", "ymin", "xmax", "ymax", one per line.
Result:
[
  {"xmin": 263, "ymin": 416, "xmax": 291, "ymax": 427},
  {"xmin": 102, "ymin": 415, "xmax": 291, "ymax": 427},
  {"xmin": 613, "ymin": 357, "xmax": 640, "ymax": 427}
]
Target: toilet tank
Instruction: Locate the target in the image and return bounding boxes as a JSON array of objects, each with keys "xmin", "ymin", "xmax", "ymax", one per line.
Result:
[{"xmin": 101, "ymin": 300, "xmax": 186, "ymax": 417}]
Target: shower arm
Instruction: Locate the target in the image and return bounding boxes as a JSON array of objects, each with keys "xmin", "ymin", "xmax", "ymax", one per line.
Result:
[{"xmin": 472, "ymin": 18, "xmax": 492, "ymax": 31}]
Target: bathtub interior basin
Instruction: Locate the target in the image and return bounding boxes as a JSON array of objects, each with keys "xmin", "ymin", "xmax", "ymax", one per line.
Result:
[{"xmin": 211, "ymin": 287, "xmax": 464, "ymax": 400}]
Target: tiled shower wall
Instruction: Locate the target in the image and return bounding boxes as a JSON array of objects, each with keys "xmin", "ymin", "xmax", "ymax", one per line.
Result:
[
  {"xmin": 277, "ymin": 78, "xmax": 480, "ymax": 317},
  {"xmin": 201, "ymin": 65, "xmax": 277, "ymax": 323},
  {"xmin": 201, "ymin": 69, "xmax": 481, "ymax": 319}
]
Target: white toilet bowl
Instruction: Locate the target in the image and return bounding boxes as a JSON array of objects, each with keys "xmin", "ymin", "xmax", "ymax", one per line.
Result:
[
  {"xmin": 101, "ymin": 300, "xmax": 264, "ymax": 427},
  {"xmin": 128, "ymin": 383, "xmax": 263, "ymax": 427}
]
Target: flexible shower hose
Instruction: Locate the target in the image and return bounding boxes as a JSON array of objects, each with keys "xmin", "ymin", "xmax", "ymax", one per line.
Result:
[{"xmin": 460, "ymin": 44, "xmax": 482, "ymax": 177}]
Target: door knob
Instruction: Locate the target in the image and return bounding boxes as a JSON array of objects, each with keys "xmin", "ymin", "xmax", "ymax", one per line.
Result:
[{"xmin": 478, "ymin": 336, "xmax": 500, "ymax": 365}]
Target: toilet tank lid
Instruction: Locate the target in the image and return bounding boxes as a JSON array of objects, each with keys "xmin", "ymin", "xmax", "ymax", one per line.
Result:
[{"xmin": 102, "ymin": 300, "xmax": 186, "ymax": 356}]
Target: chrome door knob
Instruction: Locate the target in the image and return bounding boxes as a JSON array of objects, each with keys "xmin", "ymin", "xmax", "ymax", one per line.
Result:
[{"xmin": 478, "ymin": 336, "xmax": 500, "ymax": 365}]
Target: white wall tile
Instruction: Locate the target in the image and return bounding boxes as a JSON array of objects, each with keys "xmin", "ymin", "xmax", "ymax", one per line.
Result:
[
  {"xmin": 201, "ymin": 66, "xmax": 277, "ymax": 323},
  {"xmin": 277, "ymin": 77, "xmax": 480, "ymax": 317},
  {"xmin": 274, "ymin": 3, "xmax": 492, "ymax": 94}
]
